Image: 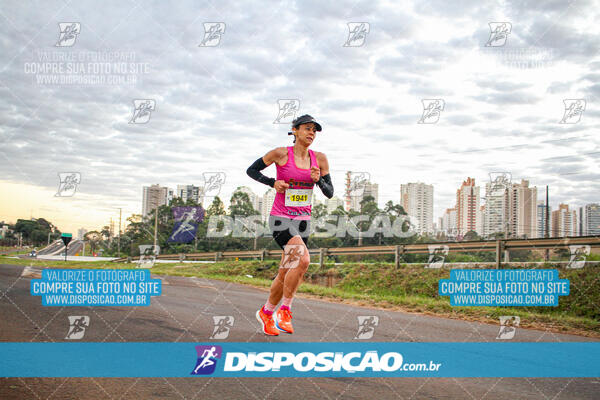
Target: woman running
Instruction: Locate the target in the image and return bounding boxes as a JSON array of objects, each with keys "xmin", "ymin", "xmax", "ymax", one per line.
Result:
[{"xmin": 246, "ymin": 114, "xmax": 334, "ymax": 335}]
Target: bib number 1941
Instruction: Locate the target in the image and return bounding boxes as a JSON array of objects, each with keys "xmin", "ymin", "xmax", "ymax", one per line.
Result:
[{"xmin": 285, "ymin": 189, "xmax": 312, "ymax": 207}]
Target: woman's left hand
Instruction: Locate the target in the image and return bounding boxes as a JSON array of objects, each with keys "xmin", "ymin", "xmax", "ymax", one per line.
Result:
[{"xmin": 310, "ymin": 166, "xmax": 320, "ymax": 182}]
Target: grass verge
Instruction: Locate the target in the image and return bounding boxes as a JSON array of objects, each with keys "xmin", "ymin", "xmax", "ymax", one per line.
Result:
[{"xmin": 3, "ymin": 257, "xmax": 598, "ymax": 338}]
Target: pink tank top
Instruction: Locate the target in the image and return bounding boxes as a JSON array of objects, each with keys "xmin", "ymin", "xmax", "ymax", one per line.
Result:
[{"xmin": 270, "ymin": 147, "xmax": 319, "ymax": 220}]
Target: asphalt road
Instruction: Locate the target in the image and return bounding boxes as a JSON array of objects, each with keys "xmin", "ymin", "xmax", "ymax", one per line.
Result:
[
  {"xmin": 33, "ymin": 240, "xmax": 85, "ymax": 257},
  {"xmin": 1, "ymin": 263, "xmax": 598, "ymax": 399}
]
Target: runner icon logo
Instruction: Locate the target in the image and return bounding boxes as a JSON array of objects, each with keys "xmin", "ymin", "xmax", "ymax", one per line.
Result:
[
  {"xmin": 199, "ymin": 23, "xmax": 225, "ymax": 47},
  {"xmin": 485, "ymin": 22, "xmax": 512, "ymax": 47},
  {"xmin": 488, "ymin": 172, "xmax": 511, "ymax": 197},
  {"xmin": 129, "ymin": 99, "xmax": 155, "ymax": 124},
  {"xmin": 567, "ymin": 245, "xmax": 590, "ymax": 269},
  {"xmin": 168, "ymin": 207, "xmax": 205, "ymax": 243},
  {"xmin": 344, "ymin": 23, "xmax": 370, "ymax": 47},
  {"xmin": 191, "ymin": 345, "xmax": 222, "ymax": 375},
  {"xmin": 55, "ymin": 172, "xmax": 81, "ymax": 197},
  {"xmin": 138, "ymin": 245, "xmax": 159, "ymax": 268},
  {"xmin": 281, "ymin": 244, "xmax": 304, "ymax": 269},
  {"xmin": 273, "ymin": 99, "xmax": 300, "ymax": 124},
  {"xmin": 55, "ymin": 23, "xmax": 80, "ymax": 47},
  {"xmin": 426, "ymin": 245, "xmax": 449, "ymax": 269},
  {"xmin": 418, "ymin": 99, "xmax": 445, "ymax": 124},
  {"xmin": 560, "ymin": 99, "xmax": 586, "ymax": 124},
  {"xmin": 65, "ymin": 316, "xmax": 89, "ymax": 340},
  {"xmin": 496, "ymin": 316, "xmax": 519, "ymax": 340},
  {"xmin": 210, "ymin": 316, "xmax": 234, "ymax": 339},
  {"xmin": 203, "ymin": 172, "xmax": 226, "ymax": 198},
  {"xmin": 354, "ymin": 316, "xmax": 379, "ymax": 339},
  {"xmin": 348, "ymin": 172, "xmax": 369, "ymax": 197}
]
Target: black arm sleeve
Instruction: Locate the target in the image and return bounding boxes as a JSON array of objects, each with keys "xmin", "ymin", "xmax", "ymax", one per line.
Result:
[
  {"xmin": 316, "ymin": 173, "xmax": 334, "ymax": 199},
  {"xmin": 246, "ymin": 157, "xmax": 275, "ymax": 187}
]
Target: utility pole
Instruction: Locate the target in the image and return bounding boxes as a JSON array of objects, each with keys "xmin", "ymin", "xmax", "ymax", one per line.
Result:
[
  {"xmin": 545, "ymin": 185, "xmax": 549, "ymax": 261},
  {"xmin": 154, "ymin": 192, "xmax": 159, "ymax": 248},
  {"xmin": 118, "ymin": 208, "xmax": 122, "ymax": 257}
]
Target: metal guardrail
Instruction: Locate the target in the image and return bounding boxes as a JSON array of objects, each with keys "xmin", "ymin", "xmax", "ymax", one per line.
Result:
[{"xmin": 113, "ymin": 235, "xmax": 600, "ymax": 268}]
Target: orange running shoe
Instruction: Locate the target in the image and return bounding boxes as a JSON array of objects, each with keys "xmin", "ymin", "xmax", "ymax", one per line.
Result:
[
  {"xmin": 256, "ymin": 307, "xmax": 279, "ymax": 336},
  {"xmin": 274, "ymin": 308, "xmax": 294, "ymax": 334}
]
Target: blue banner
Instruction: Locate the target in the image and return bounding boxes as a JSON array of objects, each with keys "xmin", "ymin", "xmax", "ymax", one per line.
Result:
[
  {"xmin": 439, "ymin": 269, "xmax": 569, "ymax": 306},
  {"xmin": 30, "ymin": 269, "xmax": 161, "ymax": 306},
  {"xmin": 1, "ymin": 342, "xmax": 598, "ymax": 377}
]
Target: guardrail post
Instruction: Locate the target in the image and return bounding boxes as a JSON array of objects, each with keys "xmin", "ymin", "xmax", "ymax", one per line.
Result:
[
  {"xmin": 260, "ymin": 249, "xmax": 266, "ymax": 261},
  {"xmin": 319, "ymin": 248, "xmax": 326, "ymax": 269},
  {"xmin": 179, "ymin": 253, "xmax": 185, "ymax": 262},
  {"xmin": 495, "ymin": 240, "xmax": 504, "ymax": 268},
  {"xmin": 395, "ymin": 245, "xmax": 404, "ymax": 269},
  {"xmin": 215, "ymin": 252, "xmax": 222, "ymax": 262}
]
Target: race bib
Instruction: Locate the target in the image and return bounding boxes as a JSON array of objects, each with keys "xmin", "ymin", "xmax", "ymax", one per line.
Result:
[{"xmin": 285, "ymin": 188, "xmax": 312, "ymax": 207}]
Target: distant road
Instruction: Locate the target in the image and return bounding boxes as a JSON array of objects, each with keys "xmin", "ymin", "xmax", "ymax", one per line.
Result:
[
  {"xmin": 32, "ymin": 239, "xmax": 84, "ymax": 257},
  {"xmin": 0, "ymin": 263, "xmax": 598, "ymax": 399}
]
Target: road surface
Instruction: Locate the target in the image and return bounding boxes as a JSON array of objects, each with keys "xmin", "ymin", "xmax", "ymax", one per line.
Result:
[{"xmin": 1, "ymin": 263, "xmax": 598, "ymax": 399}]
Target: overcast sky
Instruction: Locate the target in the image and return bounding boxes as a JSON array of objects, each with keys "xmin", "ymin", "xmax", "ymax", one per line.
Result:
[{"xmin": 1, "ymin": 0, "xmax": 599, "ymax": 233}]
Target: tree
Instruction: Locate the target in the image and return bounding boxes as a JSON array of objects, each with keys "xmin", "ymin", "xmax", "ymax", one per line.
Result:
[
  {"xmin": 207, "ymin": 196, "xmax": 226, "ymax": 216},
  {"xmin": 312, "ymin": 203, "xmax": 327, "ymax": 219},
  {"xmin": 14, "ymin": 220, "xmax": 37, "ymax": 240},
  {"xmin": 229, "ymin": 190, "xmax": 257, "ymax": 216},
  {"xmin": 384, "ymin": 201, "xmax": 406, "ymax": 216},
  {"xmin": 14, "ymin": 218, "xmax": 58, "ymax": 246},
  {"xmin": 360, "ymin": 195, "xmax": 379, "ymax": 216},
  {"xmin": 331, "ymin": 206, "xmax": 347, "ymax": 216},
  {"xmin": 100, "ymin": 225, "xmax": 111, "ymax": 241},
  {"xmin": 463, "ymin": 230, "xmax": 481, "ymax": 241},
  {"xmin": 84, "ymin": 231, "xmax": 103, "ymax": 254}
]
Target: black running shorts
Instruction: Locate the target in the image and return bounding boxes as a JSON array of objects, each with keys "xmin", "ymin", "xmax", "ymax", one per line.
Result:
[{"xmin": 268, "ymin": 215, "xmax": 311, "ymax": 249}]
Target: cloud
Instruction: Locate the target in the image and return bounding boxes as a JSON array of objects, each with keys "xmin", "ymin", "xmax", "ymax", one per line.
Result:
[{"xmin": 1, "ymin": 0, "xmax": 599, "ymax": 232}]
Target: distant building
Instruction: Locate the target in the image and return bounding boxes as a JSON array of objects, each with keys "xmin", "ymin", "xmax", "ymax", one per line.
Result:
[
  {"xmin": 506, "ymin": 180, "xmax": 538, "ymax": 238},
  {"xmin": 363, "ymin": 182, "xmax": 379, "ymax": 205},
  {"xmin": 312, "ymin": 194, "xmax": 322, "ymax": 208},
  {"xmin": 77, "ymin": 228, "xmax": 88, "ymax": 240},
  {"xmin": 345, "ymin": 172, "xmax": 378, "ymax": 211},
  {"xmin": 537, "ymin": 201, "xmax": 551, "ymax": 238},
  {"xmin": 455, "ymin": 178, "xmax": 480, "ymax": 236},
  {"xmin": 0, "ymin": 225, "xmax": 11, "ymax": 239},
  {"xmin": 235, "ymin": 186, "xmax": 260, "ymax": 213},
  {"xmin": 326, "ymin": 196, "xmax": 344, "ymax": 213},
  {"xmin": 261, "ymin": 189, "xmax": 276, "ymax": 221},
  {"xmin": 483, "ymin": 182, "xmax": 508, "ymax": 237},
  {"xmin": 176, "ymin": 185, "xmax": 202, "ymax": 205},
  {"xmin": 441, "ymin": 208, "xmax": 457, "ymax": 236},
  {"xmin": 400, "ymin": 182, "xmax": 434, "ymax": 234},
  {"xmin": 579, "ymin": 203, "xmax": 600, "ymax": 236},
  {"xmin": 551, "ymin": 204, "xmax": 576, "ymax": 237},
  {"xmin": 476, "ymin": 205, "xmax": 485, "ymax": 236},
  {"xmin": 142, "ymin": 184, "xmax": 172, "ymax": 218}
]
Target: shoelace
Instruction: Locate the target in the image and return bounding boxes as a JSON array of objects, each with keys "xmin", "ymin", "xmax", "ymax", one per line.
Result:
[{"xmin": 280, "ymin": 309, "xmax": 292, "ymax": 321}]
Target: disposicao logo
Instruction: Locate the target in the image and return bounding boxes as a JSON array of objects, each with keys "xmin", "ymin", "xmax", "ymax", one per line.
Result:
[
  {"xmin": 223, "ymin": 351, "xmax": 404, "ymax": 373},
  {"xmin": 190, "ymin": 346, "xmax": 442, "ymax": 376},
  {"xmin": 224, "ymin": 350, "xmax": 402, "ymax": 373}
]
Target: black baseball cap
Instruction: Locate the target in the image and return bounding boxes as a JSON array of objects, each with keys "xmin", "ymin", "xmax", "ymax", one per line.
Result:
[{"xmin": 288, "ymin": 114, "xmax": 322, "ymax": 135}]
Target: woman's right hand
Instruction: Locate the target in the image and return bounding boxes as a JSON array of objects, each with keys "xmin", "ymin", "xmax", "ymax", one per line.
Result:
[{"xmin": 274, "ymin": 180, "xmax": 289, "ymax": 193}]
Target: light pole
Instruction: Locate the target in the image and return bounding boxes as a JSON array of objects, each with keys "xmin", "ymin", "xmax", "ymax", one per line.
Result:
[
  {"xmin": 118, "ymin": 208, "xmax": 122, "ymax": 257},
  {"xmin": 113, "ymin": 207, "xmax": 123, "ymax": 257}
]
